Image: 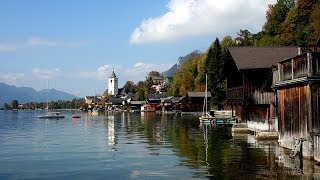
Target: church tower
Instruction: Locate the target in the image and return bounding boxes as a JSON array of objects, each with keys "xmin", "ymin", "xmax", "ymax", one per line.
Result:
[{"xmin": 108, "ymin": 71, "xmax": 118, "ymax": 96}]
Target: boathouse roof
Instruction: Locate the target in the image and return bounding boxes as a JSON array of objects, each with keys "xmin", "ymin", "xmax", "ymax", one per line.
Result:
[
  {"xmin": 187, "ymin": 92, "xmax": 212, "ymax": 98},
  {"xmin": 228, "ymin": 47, "xmax": 299, "ymax": 70}
]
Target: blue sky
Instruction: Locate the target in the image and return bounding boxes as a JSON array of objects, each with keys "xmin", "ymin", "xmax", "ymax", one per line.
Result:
[{"xmin": 0, "ymin": 0, "xmax": 276, "ymax": 97}]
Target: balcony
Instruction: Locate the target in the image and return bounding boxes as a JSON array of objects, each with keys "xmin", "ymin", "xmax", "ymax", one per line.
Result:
[
  {"xmin": 273, "ymin": 52, "xmax": 320, "ymax": 86},
  {"xmin": 226, "ymin": 86, "xmax": 243, "ymax": 103}
]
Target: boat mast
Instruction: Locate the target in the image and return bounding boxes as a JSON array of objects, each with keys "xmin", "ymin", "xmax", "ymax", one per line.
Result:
[
  {"xmin": 205, "ymin": 74, "xmax": 207, "ymax": 115},
  {"xmin": 46, "ymin": 80, "xmax": 49, "ymax": 110}
]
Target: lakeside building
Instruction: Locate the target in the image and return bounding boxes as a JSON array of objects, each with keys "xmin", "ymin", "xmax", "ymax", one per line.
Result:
[
  {"xmin": 225, "ymin": 46, "xmax": 299, "ymax": 132},
  {"xmin": 272, "ymin": 39, "xmax": 320, "ymax": 159},
  {"xmin": 108, "ymin": 71, "xmax": 118, "ymax": 96}
]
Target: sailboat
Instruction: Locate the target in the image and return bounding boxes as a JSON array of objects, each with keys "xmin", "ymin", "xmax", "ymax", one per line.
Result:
[
  {"xmin": 199, "ymin": 74, "xmax": 213, "ymax": 125},
  {"xmin": 38, "ymin": 80, "xmax": 64, "ymax": 119}
]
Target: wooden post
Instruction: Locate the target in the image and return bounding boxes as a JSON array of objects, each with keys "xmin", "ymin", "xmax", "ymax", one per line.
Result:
[
  {"xmin": 278, "ymin": 63, "xmax": 281, "ymax": 82},
  {"xmin": 291, "ymin": 58, "xmax": 294, "ymax": 80},
  {"xmin": 307, "ymin": 53, "xmax": 312, "ymax": 76},
  {"xmin": 231, "ymin": 104, "xmax": 234, "ymax": 117}
]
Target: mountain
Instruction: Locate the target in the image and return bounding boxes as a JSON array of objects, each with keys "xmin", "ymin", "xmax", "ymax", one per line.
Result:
[
  {"xmin": 161, "ymin": 50, "xmax": 203, "ymax": 77},
  {"xmin": 0, "ymin": 82, "xmax": 78, "ymax": 106}
]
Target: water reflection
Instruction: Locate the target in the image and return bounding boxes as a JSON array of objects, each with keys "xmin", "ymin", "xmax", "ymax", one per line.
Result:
[{"xmin": 1, "ymin": 111, "xmax": 320, "ymax": 179}]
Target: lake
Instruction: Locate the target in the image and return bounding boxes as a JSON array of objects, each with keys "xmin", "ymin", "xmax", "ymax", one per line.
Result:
[{"xmin": 0, "ymin": 110, "xmax": 319, "ymax": 179}]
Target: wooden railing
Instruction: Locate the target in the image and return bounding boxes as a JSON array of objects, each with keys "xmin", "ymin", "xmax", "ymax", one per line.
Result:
[
  {"xmin": 275, "ymin": 53, "xmax": 320, "ymax": 84},
  {"xmin": 226, "ymin": 86, "xmax": 243, "ymax": 102}
]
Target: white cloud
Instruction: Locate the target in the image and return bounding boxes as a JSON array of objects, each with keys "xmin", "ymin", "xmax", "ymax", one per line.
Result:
[
  {"xmin": 0, "ymin": 37, "xmax": 91, "ymax": 52},
  {"xmin": 76, "ymin": 63, "xmax": 172, "ymax": 83},
  {"xmin": 32, "ymin": 68, "xmax": 62, "ymax": 79},
  {"xmin": 130, "ymin": 0, "xmax": 276, "ymax": 44},
  {"xmin": 0, "ymin": 73, "xmax": 25, "ymax": 83},
  {"xmin": 122, "ymin": 62, "xmax": 172, "ymax": 82},
  {"xmin": 77, "ymin": 64, "xmax": 121, "ymax": 80}
]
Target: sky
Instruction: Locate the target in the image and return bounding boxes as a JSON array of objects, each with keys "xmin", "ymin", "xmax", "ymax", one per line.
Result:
[{"xmin": 0, "ymin": 0, "xmax": 276, "ymax": 97}]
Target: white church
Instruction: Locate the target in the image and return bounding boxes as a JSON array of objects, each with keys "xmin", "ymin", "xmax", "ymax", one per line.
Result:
[{"xmin": 108, "ymin": 70, "xmax": 118, "ymax": 96}]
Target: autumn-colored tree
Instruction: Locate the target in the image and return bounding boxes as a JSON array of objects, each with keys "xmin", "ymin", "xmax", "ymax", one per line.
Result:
[
  {"xmin": 277, "ymin": 0, "xmax": 318, "ymax": 45},
  {"xmin": 264, "ymin": 0, "xmax": 295, "ymax": 36},
  {"xmin": 310, "ymin": 1, "xmax": 320, "ymax": 42},
  {"xmin": 169, "ymin": 52, "xmax": 203, "ymax": 96},
  {"xmin": 221, "ymin": 36, "xmax": 236, "ymax": 53},
  {"xmin": 135, "ymin": 81, "xmax": 146, "ymax": 101}
]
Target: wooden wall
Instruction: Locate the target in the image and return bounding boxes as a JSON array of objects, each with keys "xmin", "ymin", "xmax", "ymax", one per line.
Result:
[
  {"xmin": 243, "ymin": 70, "xmax": 275, "ymax": 105},
  {"xmin": 311, "ymin": 85, "xmax": 320, "ymax": 131},
  {"xmin": 277, "ymin": 85, "xmax": 310, "ymax": 138}
]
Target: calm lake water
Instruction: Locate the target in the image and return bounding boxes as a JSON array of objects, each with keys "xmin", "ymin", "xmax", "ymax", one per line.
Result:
[{"xmin": 0, "ymin": 110, "xmax": 319, "ymax": 179}]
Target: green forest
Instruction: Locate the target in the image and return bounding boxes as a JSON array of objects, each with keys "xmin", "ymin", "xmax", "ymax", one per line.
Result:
[
  {"xmin": 121, "ymin": 0, "xmax": 320, "ymax": 109},
  {"xmin": 168, "ymin": 0, "xmax": 320, "ymax": 109}
]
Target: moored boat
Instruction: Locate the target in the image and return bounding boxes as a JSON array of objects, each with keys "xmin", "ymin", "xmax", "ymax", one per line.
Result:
[
  {"xmin": 38, "ymin": 112, "xmax": 65, "ymax": 119},
  {"xmin": 72, "ymin": 114, "xmax": 81, "ymax": 118},
  {"xmin": 199, "ymin": 74, "xmax": 212, "ymax": 125}
]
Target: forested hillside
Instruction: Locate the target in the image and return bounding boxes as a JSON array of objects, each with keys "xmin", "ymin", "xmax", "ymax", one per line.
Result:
[{"xmin": 168, "ymin": 0, "xmax": 320, "ymax": 109}]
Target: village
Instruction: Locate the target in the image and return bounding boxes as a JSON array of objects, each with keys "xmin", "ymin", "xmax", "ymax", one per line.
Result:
[{"xmin": 84, "ymin": 39, "xmax": 320, "ymax": 164}]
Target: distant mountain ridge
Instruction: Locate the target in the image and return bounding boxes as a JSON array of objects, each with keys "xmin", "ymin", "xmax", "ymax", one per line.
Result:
[
  {"xmin": 0, "ymin": 82, "xmax": 78, "ymax": 106},
  {"xmin": 161, "ymin": 50, "xmax": 203, "ymax": 77}
]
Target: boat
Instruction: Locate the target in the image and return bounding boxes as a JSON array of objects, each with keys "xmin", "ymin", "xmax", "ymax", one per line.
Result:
[
  {"xmin": 199, "ymin": 74, "xmax": 214, "ymax": 125},
  {"xmin": 72, "ymin": 114, "xmax": 81, "ymax": 118},
  {"xmin": 199, "ymin": 75, "xmax": 237, "ymax": 127},
  {"xmin": 38, "ymin": 80, "xmax": 64, "ymax": 119},
  {"xmin": 38, "ymin": 112, "xmax": 65, "ymax": 119}
]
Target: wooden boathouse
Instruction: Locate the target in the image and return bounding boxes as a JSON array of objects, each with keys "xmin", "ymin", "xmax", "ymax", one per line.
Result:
[
  {"xmin": 225, "ymin": 47, "xmax": 298, "ymax": 132},
  {"xmin": 272, "ymin": 40, "xmax": 320, "ymax": 158}
]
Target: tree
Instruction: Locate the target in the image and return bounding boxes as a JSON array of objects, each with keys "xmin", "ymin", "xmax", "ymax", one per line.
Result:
[
  {"xmin": 235, "ymin": 29, "xmax": 253, "ymax": 46},
  {"xmin": 3, "ymin": 103, "xmax": 11, "ymax": 110},
  {"xmin": 310, "ymin": 1, "xmax": 320, "ymax": 42},
  {"xmin": 135, "ymin": 81, "xmax": 146, "ymax": 100},
  {"xmin": 147, "ymin": 71, "xmax": 160, "ymax": 77},
  {"xmin": 221, "ymin": 36, "xmax": 236, "ymax": 53},
  {"xmin": 277, "ymin": 0, "xmax": 319, "ymax": 45},
  {"xmin": 169, "ymin": 52, "xmax": 203, "ymax": 96},
  {"xmin": 202, "ymin": 38, "xmax": 225, "ymax": 110},
  {"xmin": 123, "ymin": 81, "xmax": 136, "ymax": 93},
  {"xmin": 264, "ymin": 0, "xmax": 295, "ymax": 36},
  {"xmin": 11, "ymin": 99, "xmax": 18, "ymax": 109}
]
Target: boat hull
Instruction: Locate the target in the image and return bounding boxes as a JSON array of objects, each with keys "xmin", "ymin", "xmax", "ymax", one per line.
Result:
[
  {"xmin": 38, "ymin": 115, "xmax": 65, "ymax": 119},
  {"xmin": 72, "ymin": 115, "xmax": 81, "ymax": 118}
]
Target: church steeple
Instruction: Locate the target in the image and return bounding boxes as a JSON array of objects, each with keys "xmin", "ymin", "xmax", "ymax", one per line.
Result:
[
  {"xmin": 108, "ymin": 71, "xmax": 118, "ymax": 96},
  {"xmin": 110, "ymin": 71, "xmax": 116, "ymax": 78}
]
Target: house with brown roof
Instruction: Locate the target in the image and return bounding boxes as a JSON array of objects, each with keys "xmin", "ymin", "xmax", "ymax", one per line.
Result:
[
  {"xmin": 186, "ymin": 91, "xmax": 211, "ymax": 112},
  {"xmin": 225, "ymin": 47, "xmax": 299, "ymax": 131},
  {"xmin": 272, "ymin": 40, "xmax": 320, "ymax": 159},
  {"xmin": 171, "ymin": 96, "xmax": 188, "ymax": 111}
]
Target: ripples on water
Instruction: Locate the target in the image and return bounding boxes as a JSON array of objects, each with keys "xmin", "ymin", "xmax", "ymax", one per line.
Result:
[{"xmin": 0, "ymin": 110, "xmax": 319, "ymax": 179}]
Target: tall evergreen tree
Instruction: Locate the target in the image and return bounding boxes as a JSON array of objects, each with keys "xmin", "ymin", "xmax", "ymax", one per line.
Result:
[{"xmin": 203, "ymin": 38, "xmax": 225, "ymax": 110}]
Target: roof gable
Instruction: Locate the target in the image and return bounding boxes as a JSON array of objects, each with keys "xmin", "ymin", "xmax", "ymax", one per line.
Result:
[
  {"xmin": 187, "ymin": 92, "xmax": 211, "ymax": 98},
  {"xmin": 228, "ymin": 47, "xmax": 298, "ymax": 70},
  {"xmin": 106, "ymin": 98, "xmax": 124, "ymax": 104}
]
